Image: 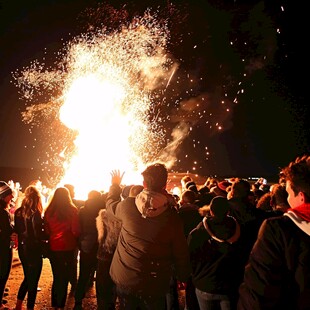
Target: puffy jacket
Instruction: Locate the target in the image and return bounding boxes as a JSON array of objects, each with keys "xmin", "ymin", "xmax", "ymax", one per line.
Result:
[{"xmin": 106, "ymin": 184, "xmax": 191, "ymax": 296}]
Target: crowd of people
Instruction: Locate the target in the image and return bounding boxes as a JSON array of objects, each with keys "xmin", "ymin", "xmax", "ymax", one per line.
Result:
[{"xmin": 0, "ymin": 154, "xmax": 309, "ymax": 310}]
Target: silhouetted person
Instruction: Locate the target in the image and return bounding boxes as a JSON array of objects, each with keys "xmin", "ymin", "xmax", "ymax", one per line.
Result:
[
  {"xmin": 106, "ymin": 164, "xmax": 191, "ymax": 309},
  {"xmin": 74, "ymin": 190, "xmax": 105, "ymax": 310},
  {"xmin": 0, "ymin": 182, "xmax": 15, "ymax": 309},
  {"xmin": 238, "ymin": 155, "xmax": 310, "ymax": 309},
  {"xmin": 14, "ymin": 185, "xmax": 45, "ymax": 310},
  {"xmin": 44, "ymin": 187, "xmax": 80, "ymax": 310}
]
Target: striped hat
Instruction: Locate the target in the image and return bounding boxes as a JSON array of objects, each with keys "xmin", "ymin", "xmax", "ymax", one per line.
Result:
[{"xmin": 0, "ymin": 181, "xmax": 13, "ymax": 199}]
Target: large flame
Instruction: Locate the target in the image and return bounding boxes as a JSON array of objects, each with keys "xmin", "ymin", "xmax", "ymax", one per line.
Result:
[{"xmin": 14, "ymin": 11, "xmax": 184, "ymax": 199}]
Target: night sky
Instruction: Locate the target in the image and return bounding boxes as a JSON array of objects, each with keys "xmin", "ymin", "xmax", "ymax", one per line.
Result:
[{"xmin": 0, "ymin": 0, "xmax": 308, "ymax": 183}]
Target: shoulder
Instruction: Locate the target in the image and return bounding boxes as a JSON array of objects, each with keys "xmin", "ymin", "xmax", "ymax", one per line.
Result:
[
  {"xmin": 263, "ymin": 215, "xmax": 296, "ymax": 232},
  {"xmin": 14, "ymin": 207, "xmax": 23, "ymax": 217},
  {"xmin": 118, "ymin": 197, "xmax": 136, "ymax": 209},
  {"xmin": 78, "ymin": 206, "xmax": 86, "ymax": 214},
  {"xmin": 70, "ymin": 205, "xmax": 79, "ymax": 215},
  {"xmin": 97, "ymin": 208, "xmax": 106, "ymax": 217},
  {"xmin": 255, "ymin": 216, "xmax": 305, "ymax": 252},
  {"xmin": 188, "ymin": 221, "xmax": 205, "ymax": 236}
]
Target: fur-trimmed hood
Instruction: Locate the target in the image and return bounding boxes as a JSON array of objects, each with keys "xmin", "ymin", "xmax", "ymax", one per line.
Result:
[
  {"xmin": 96, "ymin": 209, "xmax": 122, "ymax": 256},
  {"xmin": 135, "ymin": 189, "xmax": 177, "ymax": 218}
]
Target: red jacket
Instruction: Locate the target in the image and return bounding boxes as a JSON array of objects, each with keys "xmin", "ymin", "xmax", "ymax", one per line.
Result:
[{"xmin": 44, "ymin": 206, "xmax": 80, "ymax": 251}]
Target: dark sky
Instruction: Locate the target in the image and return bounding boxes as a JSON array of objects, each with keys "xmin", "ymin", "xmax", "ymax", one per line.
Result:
[{"xmin": 0, "ymin": 0, "xmax": 308, "ymax": 182}]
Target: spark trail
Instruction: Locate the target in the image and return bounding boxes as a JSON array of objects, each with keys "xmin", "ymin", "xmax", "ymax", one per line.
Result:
[{"xmin": 13, "ymin": 10, "xmax": 184, "ymax": 198}]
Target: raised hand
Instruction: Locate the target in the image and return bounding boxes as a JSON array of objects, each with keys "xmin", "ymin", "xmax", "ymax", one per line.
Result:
[{"xmin": 110, "ymin": 169, "xmax": 125, "ymax": 186}]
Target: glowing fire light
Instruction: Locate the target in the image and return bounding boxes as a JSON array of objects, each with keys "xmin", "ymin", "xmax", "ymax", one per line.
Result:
[{"xmin": 13, "ymin": 11, "xmax": 186, "ymax": 199}]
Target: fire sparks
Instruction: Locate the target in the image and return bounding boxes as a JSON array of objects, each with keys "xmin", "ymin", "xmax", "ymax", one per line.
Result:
[{"xmin": 13, "ymin": 11, "xmax": 183, "ymax": 199}]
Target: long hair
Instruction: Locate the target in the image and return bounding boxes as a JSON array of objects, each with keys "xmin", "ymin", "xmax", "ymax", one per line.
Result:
[
  {"xmin": 45, "ymin": 187, "xmax": 76, "ymax": 221},
  {"xmin": 20, "ymin": 185, "xmax": 43, "ymax": 218}
]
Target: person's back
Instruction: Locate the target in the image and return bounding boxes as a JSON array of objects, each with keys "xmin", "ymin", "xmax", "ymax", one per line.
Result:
[
  {"xmin": 188, "ymin": 196, "xmax": 242, "ymax": 310},
  {"xmin": 74, "ymin": 190, "xmax": 105, "ymax": 309},
  {"xmin": 95, "ymin": 208, "xmax": 122, "ymax": 310},
  {"xmin": 78, "ymin": 191, "xmax": 105, "ymax": 253},
  {"xmin": 238, "ymin": 155, "xmax": 310, "ymax": 310},
  {"xmin": 44, "ymin": 187, "xmax": 80, "ymax": 309},
  {"xmin": 14, "ymin": 185, "xmax": 45, "ymax": 310},
  {"xmin": 228, "ymin": 178, "xmax": 264, "ymax": 266},
  {"xmin": 106, "ymin": 164, "xmax": 191, "ymax": 309},
  {"xmin": 178, "ymin": 190, "xmax": 203, "ymax": 238},
  {"xmin": 0, "ymin": 181, "xmax": 15, "ymax": 309}
]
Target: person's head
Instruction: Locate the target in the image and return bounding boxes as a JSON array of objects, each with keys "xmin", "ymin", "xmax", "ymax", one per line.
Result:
[
  {"xmin": 181, "ymin": 175, "xmax": 192, "ymax": 190},
  {"xmin": 180, "ymin": 190, "xmax": 196, "ymax": 204},
  {"xmin": 209, "ymin": 196, "xmax": 230, "ymax": 221},
  {"xmin": 230, "ymin": 178, "xmax": 251, "ymax": 199},
  {"xmin": 29, "ymin": 179, "xmax": 43, "ymax": 192},
  {"xmin": 270, "ymin": 183, "xmax": 289, "ymax": 211},
  {"xmin": 121, "ymin": 185, "xmax": 134, "ymax": 199},
  {"xmin": 210, "ymin": 184, "xmax": 227, "ymax": 198},
  {"xmin": 0, "ymin": 181, "xmax": 13, "ymax": 207},
  {"xmin": 21, "ymin": 185, "xmax": 43, "ymax": 217},
  {"xmin": 256, "ymin": 192, "xmax": 272, "ymax": 211},
  {"xmin": 45, "ymin": 187, "xmax": 75, "ymax": 220},
  {"xmin": 64, "ymin": 184, "xmax": 75, "ymax": 199},
  {"xmin": 88, "ymin": 190, "xmax": 102, "ymax": 200},
  {"xmin": 281, "ymin": 155, "xmax": 310, "ymax": 208},
  {"xmin": 129, "ymin": 185, "xmax": 144, "ymax": 198},
  {"xmin": 205, "ymin": 177, "xmax": 218, "ymax": 189},
  {"xmin": 185, "ymin": 181, "xmax": 198, "ymax": 194},
  {"xmin": 141, "ymin": 163, "xmax": 168, "ymax": 192}
]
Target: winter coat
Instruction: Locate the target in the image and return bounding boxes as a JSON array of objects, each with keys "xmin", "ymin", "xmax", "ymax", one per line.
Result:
[
  {"xmin": 44, "ymin": 206, "xmax": 80, "ymax": 251},
  {"xmin": 238, "ymin": 214, "xmax": 310, "ymax": 310},
  {"xmin": 229, "ymin": 197, "xmax": 264, "ymax": 265},
  {"xmin": 0, "ymin": 205, "xmax": 14, "ymax": 249},
  {"xmin": 106, "ymin": 184, "xmax": 191, "ymax": 296},
  {"xmin": 14, "ymin": 208, "xmax": 44, "ymax": 252},
  {"xmin": 178, "ymin": 202, "xmax": 203, "ymax": 238},
  {"xmin": 96, "ymin": 208, "xmax": 122, "ymax": 262},
  {"xmin": 187, "ymin": 215, "xmax": 242, "ymax": 296},
  {"xmin": 78, "ymin": 197, "xmax": 105, "ymax": 253}
]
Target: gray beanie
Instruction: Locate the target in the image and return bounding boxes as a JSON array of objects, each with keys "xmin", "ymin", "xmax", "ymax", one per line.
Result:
[{"xmin": 0, "ymin": 181, "xmax": 13, "ymax": 200}]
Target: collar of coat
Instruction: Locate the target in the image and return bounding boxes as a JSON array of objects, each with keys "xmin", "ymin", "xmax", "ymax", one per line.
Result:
[
  {"xmin": 202, "ymin": 216, "xmax": 240, "ymax": 244},
  {"xmin": 285, "ymin": 203, "xmax": 310, "ymax": 236}
]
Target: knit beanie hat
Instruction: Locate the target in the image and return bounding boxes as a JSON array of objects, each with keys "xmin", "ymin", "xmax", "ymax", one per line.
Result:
[{"xmin": 0, "ymin": 181, "xmax": 13, "ymax": 200}]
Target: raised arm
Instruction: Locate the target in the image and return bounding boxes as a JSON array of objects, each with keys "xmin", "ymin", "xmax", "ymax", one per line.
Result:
[{"xmin": 106, "ymin": 170, "xmax": 125, "ymax": 217}]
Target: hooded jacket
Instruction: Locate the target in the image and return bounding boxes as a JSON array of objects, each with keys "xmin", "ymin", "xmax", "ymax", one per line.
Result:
[
  {"xmin": 238, "ymin": 203, "xmax": 310, "ymax": 310},
  {"xmin": 106, "ymin": 184, "xmax": 191, "ymax": 296},
  {"xmin": 188, "ymin": 215, "xmax": 242, "ymax": 295}
]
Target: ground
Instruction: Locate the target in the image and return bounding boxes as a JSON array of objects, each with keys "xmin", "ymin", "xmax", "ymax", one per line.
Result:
[
  {"xmin": 5, "ymin": 250, "xmax": 98, "ymax": 310},
  {"xmin": 5, "ymin": 250, "xmax": 186, "ymax": 309}
]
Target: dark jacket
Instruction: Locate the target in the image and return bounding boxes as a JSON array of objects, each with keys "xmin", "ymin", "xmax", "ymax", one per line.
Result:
[
  {"xmin": 0, "ymin": 204, "xmax": 14, "ymax": 249},
  {"xmin": 238, "ymin": 214, "xmax": 310, "ymax": 310},
  {"xmin": 187, "ymin": 215, "xmax": 242, "ymax": 296},
  {"xmin": 14, "ymin": 208, "xmax": 44, "ymax": 248},
  {"xmin": 106, "ymin": 184, "xmax": 191, "ymax": 296},
  {"xmin": 78, "ymin": 197, "xmax": 105, "ymax": 253},
  {"xmin": 229, "ymin": 197, "xmax": 264, "ymax": 265},
  {"xmin": 178, "ymin": 202, "xmax": 203, "ymax": 238}
]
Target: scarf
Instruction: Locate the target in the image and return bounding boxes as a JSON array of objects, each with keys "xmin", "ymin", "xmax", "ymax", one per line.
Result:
[
  {"xmin": 285, "ymin": 203, "xmax": 310, "ymax": 236},
  {"xmin": 287, "ymin": 203, "xmax": 310, "ymax": 222}
]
